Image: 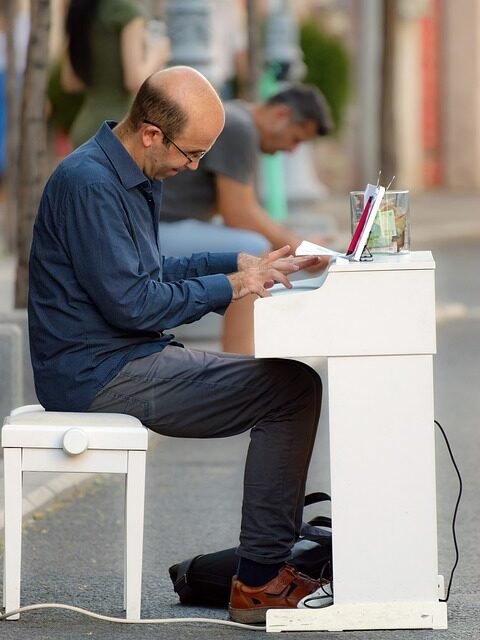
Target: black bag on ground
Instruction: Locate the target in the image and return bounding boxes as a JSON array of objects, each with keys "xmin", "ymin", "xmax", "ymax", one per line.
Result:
[{"xmin": 168, "ymin": 492, "xmax": 332, "ymax": 608}]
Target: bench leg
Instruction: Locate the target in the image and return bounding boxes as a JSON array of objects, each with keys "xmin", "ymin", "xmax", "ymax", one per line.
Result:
[
  {"xmin": 124, "ymin": 450, "xmax": 146, "ymax": 619},
  {"xmin": 3, "ymin": 448, "xmax": 23, "ymax": 620}
]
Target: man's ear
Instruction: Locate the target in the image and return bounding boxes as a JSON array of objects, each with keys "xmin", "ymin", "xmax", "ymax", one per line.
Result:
[{"xmin": 141, "ymin": 124, "xmax": 158, "ymax": 148}]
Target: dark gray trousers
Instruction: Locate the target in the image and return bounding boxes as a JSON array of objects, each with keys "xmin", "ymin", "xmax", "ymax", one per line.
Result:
[{"xmin": 89, "ymin": 345, "xmax": 322, "ymax": 564}]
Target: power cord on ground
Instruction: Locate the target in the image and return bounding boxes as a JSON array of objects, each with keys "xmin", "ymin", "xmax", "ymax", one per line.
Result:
[
  {"xmin": 0, "ymin": 603, "xmax": 265, "ymax": 630},
  {"xmin": 435, "ymin": 419, "xmax": 462, "ymax": 602}
]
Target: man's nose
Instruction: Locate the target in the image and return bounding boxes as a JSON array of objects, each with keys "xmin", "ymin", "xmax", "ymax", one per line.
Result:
[{"xmin": 186, "ymin": 158, "xmax": 201, "ymax": 171}]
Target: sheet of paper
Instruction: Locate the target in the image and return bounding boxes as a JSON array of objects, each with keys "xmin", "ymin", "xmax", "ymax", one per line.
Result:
[{"xmin": 295, "ymin": 240, "xmax": 343, "ymax": 257}]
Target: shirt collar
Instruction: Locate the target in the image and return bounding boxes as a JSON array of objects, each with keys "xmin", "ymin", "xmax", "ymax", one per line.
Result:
[{"xmin": 94, "ymin": 121, "xmax": 161, "ymax": 192}]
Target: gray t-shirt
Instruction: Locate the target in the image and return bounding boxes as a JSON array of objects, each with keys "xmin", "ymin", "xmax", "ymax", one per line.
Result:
[{"xmin": 161, "ymin": 101, "xmax": 259, "ymax": 222}]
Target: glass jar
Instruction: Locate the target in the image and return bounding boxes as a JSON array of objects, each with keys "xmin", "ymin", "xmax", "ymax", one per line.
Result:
[{"xmin": 350, "ymin": 190, "xmax": 410, "ymax": 253}]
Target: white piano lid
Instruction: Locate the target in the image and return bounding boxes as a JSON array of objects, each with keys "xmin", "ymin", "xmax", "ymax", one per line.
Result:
[
  {"xmin": 329, "ymin": 250, "xmax": 435, "ymax": 272},
  {"xmin": 269, "ymin": 251, "xmax": 435, "ymax": 296}
]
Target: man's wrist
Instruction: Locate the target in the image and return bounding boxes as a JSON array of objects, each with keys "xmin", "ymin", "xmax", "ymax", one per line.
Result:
[{"xmin": 227, "ymin": 272, "xmax": 242, "ymax": 299}]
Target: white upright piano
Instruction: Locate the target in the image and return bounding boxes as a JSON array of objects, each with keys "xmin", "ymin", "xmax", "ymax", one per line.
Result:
[{"xmin": 254, "ymin": 251, "xmax": 447, "ymax": 633}]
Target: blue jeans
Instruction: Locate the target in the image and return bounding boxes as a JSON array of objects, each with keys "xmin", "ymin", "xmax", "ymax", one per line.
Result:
[
  {"xmin": 89, "ymin": 345, "xmax": 322, "ymax": 564},
  {"xmin": 159, "ymin": 219, "xmax": 270, "ymax": 257}
]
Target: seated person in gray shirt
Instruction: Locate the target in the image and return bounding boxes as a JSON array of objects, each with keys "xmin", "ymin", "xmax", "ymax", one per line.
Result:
[{"xmin": 160, "ymin": 85, "xmax": 333, "ymax": 354}]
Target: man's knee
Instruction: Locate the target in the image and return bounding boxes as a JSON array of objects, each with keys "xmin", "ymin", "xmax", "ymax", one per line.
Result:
[
  {"xmin": 300, "ymin": 363, "xmax": 322, "ymax": 396},
  {"xmin": 270, "ymin": 359, "xmax": 322, "ymax": 402}
]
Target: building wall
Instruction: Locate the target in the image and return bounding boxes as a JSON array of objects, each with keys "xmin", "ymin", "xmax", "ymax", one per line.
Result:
[
  {"xmin": 394, "ymin": 14, "xmax": 424, "ymax": 190},
  {"xmin": 420, "ymin": 0, "xmax": 442, "ymax": 186},
  {"xmin": 442, "ymin": 0, "xmax": 480, "ymax": 189}
]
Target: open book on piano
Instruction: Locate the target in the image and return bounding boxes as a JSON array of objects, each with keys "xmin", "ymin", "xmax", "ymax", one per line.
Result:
[{"xmin": 296, "ymin": 183, "xmax": 386, "ymax": 262}]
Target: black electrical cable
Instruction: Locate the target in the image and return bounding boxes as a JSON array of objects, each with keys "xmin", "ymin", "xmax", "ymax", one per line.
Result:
[
  {"xmin": 435, "ymin": 419, "xmax": 462, "ymax": 602},
  {"xmin": 300, "ymin": 558, "xmax": 333, "ymax": 609}
]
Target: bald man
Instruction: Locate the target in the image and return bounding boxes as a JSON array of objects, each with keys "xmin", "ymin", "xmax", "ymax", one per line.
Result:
[{"xmin": 29, "ymin": 67, "xmax": 330, "ymax": 624}]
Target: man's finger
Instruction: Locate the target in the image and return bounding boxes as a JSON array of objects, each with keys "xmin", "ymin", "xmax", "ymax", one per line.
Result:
[
  {"xmin": 294, "ymin": 256, "xmax": 324, "ymax": 267},
  {"xmin": 264, "ymin": 245, "xmax": 291, "ymax": 264},
  {"xmin": 256, "ymin": 285, "xmax": 272, "ymax": 298},
  {"xmin": 268, "ymin": 269, "xmax": 293, "ymax": 289}
]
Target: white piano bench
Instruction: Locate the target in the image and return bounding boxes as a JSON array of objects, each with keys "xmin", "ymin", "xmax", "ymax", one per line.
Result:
[{"xmin": 2, "ymin": 405, "xmax": 148, "ymax": 620}]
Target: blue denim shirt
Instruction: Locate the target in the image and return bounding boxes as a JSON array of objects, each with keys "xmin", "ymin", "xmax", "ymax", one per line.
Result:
[{"xmin": 28, "ymin": 122, "xmax": 237, "ymax": 411}]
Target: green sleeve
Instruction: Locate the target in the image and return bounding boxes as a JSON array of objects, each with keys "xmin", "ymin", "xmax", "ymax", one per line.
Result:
[{"xmin": 99, "ymin": 0, "xmax": 145, "ymax": 28}]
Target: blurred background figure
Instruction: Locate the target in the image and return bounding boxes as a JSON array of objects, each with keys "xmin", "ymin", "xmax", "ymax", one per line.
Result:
[
  {"xmin": 209, "ymin": 0, "xmax": 248, "ymax": 100},
  {"xmin": 0, "ymin": 12, "xmax": 6, "ymax": 189},
  {"xmin": 62, "ymin": 0, "xmax": 170, "ymax": 148},
  {"xmin": 160, "ymin": 83, "xmax": 333, "ymax": 354},
  {"xmin": 0, "ymin": 4, "xmax": 29, "ymax": 189}
]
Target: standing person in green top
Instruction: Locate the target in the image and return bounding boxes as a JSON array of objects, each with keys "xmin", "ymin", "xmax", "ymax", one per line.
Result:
[{"xmin": 62, "ymin": 0, "xmax": 170, "ymax": 148}]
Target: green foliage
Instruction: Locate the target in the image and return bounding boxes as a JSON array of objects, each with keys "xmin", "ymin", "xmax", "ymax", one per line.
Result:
[{"xmin": 299, "ymin": 21, "xmax": 350, "ymax": 131}]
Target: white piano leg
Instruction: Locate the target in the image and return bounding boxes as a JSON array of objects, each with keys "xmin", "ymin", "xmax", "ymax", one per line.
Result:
[{"xmin": 267, "ymin": 354, "xmax": 447, "ymax": 633}]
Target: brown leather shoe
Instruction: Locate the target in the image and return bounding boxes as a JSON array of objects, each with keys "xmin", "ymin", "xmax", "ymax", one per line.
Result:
[{"xmin": 228, "ymin": 564, "xmax": 327, "ymax": 624}]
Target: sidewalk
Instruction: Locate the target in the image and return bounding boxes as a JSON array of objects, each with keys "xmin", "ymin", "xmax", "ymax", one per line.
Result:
[{"xmin": 0, "ymin": 188, "xmax": 479, "ymax": 531}]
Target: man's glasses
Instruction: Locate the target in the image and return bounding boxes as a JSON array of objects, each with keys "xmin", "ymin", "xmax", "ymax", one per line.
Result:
[{"xmin": 143, "ymin": 119, "xmax": 208, "ymax": 163}]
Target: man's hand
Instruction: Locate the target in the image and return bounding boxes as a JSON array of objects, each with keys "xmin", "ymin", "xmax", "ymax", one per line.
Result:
[
  {"xmin": 238, "ymin": 246, "xmax": 327, "ymax": 272},
  {"xmin": 230, "ymin": 246, "xmax": 329, "ymax": 300},
  {"xmin": 300, "ymin": 233, "xmax": 338, "ymax": 274}
]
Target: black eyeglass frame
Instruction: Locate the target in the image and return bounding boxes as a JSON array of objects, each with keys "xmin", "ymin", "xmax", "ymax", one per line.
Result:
[{"xmin": 143, "ymin": 119, "xmax": 207, "ymax": 163}]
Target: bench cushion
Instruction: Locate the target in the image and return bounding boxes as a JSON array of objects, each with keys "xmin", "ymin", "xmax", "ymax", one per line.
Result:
[{"xmin": 2, "ymin": 411, "xmax": 148, "ymax": 450}]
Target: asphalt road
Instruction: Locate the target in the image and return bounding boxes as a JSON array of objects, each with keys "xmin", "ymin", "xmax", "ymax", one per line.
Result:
[{"xmin": 1, "ymin": 237, "xmax": 479, "ymax": 640}]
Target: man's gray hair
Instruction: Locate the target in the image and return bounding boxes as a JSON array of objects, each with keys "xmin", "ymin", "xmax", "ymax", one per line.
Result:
[{"xmin": 266, "ymin": 84, "xmax": 333, "ymax": 136}]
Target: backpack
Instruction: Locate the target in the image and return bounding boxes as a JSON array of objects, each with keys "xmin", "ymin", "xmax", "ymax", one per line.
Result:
[{"xmin": 168, "ymin": 492, "xmax": 332, "ymax": 608}]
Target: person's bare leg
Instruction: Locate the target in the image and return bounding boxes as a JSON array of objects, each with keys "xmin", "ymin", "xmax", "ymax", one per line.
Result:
[{"xmin": 222, "ymin": 294, "xmax": 255, "ymax": 354}]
